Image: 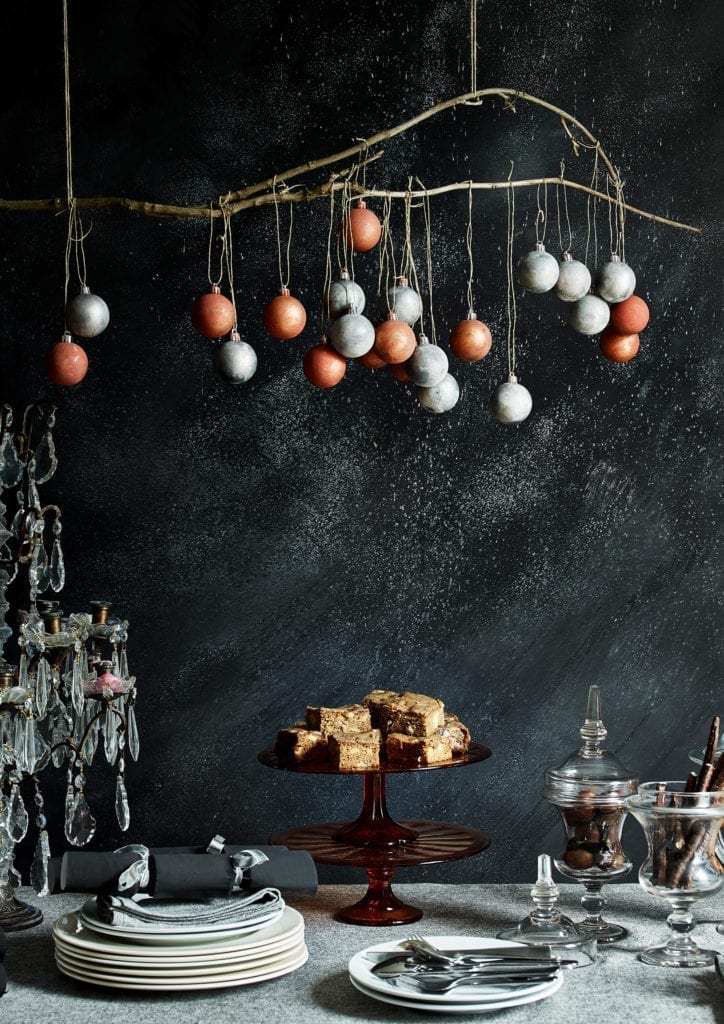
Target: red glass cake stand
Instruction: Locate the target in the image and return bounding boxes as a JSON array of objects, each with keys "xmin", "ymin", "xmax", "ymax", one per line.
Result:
[{"xmin": 258, "ymin": 742, "xmax": 492, "ymax": 925}]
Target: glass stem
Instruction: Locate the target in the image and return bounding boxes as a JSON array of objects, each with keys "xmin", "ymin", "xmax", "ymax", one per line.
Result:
[
  {"xmin": 664, "ymin": 900, "xmax": 700, "ymax": 953},
  {"xmin": 580, "ymin": 880, "xmax": 606, "ymax": 926}
]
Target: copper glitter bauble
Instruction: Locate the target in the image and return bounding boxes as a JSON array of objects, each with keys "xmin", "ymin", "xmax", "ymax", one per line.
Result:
[
  {"xmin": 340, "ymin": 200, "xmax": 382, "ymax": 253},
  {"xmin": 599, "ymin": 328, "xmax": 640, "ymax": 363},
  {"xmin": 357, "ymin": 350, "xmax": 386, "ymax": 370},
  {"xmin": 373, "ymin": 313, "xmax": 417, "ymax": 364},
  {"xmin": 390, "ymin": 361, "xmax": 413, "ymax": 383},
  {"xmin": 609, "ymin": 295, "xmax": 650, "ymax": 334},
  {"xmin": 45, "ymin": 332, "xmax": 88, "ymax": 386},
  {"xmin": 449, "ymin": 314, "xmax": 492, "ymax": 362},
  {"xmin": 263, "ymin": 287, "xmax": 307, "ymax": 340},
  {"xmin": 303, "ymin": 343, "xmax": 346, "ymax": 388},
  {"xmin": 191, "ymin": 285, "xmax": 235, "ymax": 339}
]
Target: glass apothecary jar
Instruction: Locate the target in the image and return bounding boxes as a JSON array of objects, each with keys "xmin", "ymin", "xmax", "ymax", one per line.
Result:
[{"xmin": 543, "ymin": 685, "xmax": 638, "ymax": 943}]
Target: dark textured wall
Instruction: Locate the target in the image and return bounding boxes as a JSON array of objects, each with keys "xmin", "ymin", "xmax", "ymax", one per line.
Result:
[{"xmin": 1, "ymin": 0, "xmax": 721, "ymax": 884}]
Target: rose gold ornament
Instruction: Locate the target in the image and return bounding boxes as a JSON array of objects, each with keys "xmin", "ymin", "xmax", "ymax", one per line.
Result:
[
  {"xmin": 390, "ymin": 362, "xmax": 413, "ymax": 383},
  {"xmin": 262, "ymin": 287, "xmax": 307, "ymax": 340},
  {"xmin": 449, "ymin": 312, "xmax": 492, "ymax": 362},
  {"xmin": 303, "ymin": 342, "xmax": 346, "ymax": 388},
  {"xmin": 609, "ymin": 295, "xmax": 650, "ymax": 334},
  {"xmin": 373, "ymin": 312, "xmax": 416, "ymax": 364},
  {"xmin": 340, "ymin": 200, "xmax": 382, "ymax": 253},
  {"xmin": 357, "ymin": 349, "xmax": 386, "ymax": 370},
  {"xmin": 45, "ymin": 332, "xmax": 88, "ymax": 386},
  {"xmin": 191, "ymin": 285, "xmax": 235, "ymax": 339},
  {"xmin": 599, "ymin": 327, "xmax": 640, "ymax": 363}
]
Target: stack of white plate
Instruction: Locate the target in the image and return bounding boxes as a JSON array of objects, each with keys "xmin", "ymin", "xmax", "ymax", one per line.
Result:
[
  {"xmin": 349, "ymin": 937, "xmax": 564, "ymax": 1015},
  {"xmin": 52, "ymin": 899, "xmax": 307, "ymax": 992}
]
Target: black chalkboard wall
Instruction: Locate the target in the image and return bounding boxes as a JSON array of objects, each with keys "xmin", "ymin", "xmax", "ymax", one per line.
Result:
[{"xmin": 1, "ymin": 0, "xmax": 721, "ymax": 885}]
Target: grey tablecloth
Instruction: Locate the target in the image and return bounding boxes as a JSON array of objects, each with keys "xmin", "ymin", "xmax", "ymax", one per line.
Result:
[{"xmin": 3, "ymin": 884, "xmax": 723, "ymax": 1024}]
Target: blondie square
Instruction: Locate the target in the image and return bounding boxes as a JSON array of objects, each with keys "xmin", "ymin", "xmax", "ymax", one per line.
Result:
[
  {"xmin": 305, "ymin": 704, "xmax": 372, "ymax": 736},
  {"xmin": 381, "ymin": 692, "xmax": 445, "ymax": 737},
  {"xmin": 386, "ymin": 732, "xmax": 452, "ymax": 764},
  {"xmin": 437, "ymin": 713, "xmax": 471, "ymax": 756},
  {"xmin": 275, "ymin": 727, "xmax": 328, "ymax": 764},
  {"xmin": 361, "ymin": 689, "xmax": 401, "ymax": 728},
  {"xmin": 328, "ymin": 729, "xmax": 382, "ymax": 770}
]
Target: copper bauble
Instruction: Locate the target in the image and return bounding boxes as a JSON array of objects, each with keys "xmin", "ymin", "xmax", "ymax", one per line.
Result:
[
  {"xmin": 357, "ymin": 350, "xmax": 386, "ymax": 370},
  {"xmin": 262, "ymin": 287, "xmax": 307, "ymax": 340},
  {"xmin": 303, "ymin": 343, "xmax": 346, "ymax": 388},
  {"xmin": 45, "ymin": 332, "xmax": 88, "ymax": 386},
  {"xmin": 449, "ymin": 313, "xmax": 492, "ymax": 362},
  {"xmin": 390, "ymin": 361, "xmax": 413, "ymax": 383},
  {"xmin": 191, "ymin": 285, "xmax": 235, "ymax": 339},
  {"xmin": 609, "ymin": 295, "xmax": 650, "ymax": 334},
  {"xmin": 599, "ymin": 328, "xmax": 640, "ymax": 363},
  {"xmin": 340, "ymin": 200, "xmax": 382, "ymax": 253},
  {"xmin": 373, "ymin": 313, "xmax": 417, "ymax": 364}
]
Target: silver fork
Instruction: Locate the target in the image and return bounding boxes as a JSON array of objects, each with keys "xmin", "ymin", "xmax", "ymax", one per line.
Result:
[
  {"xmin": 396, "ymin": 972, "xmax": 556, "ymax": 994},
  {"xmin": 404, "ymin": 934, "xmax": 558, "ymax": 966}
]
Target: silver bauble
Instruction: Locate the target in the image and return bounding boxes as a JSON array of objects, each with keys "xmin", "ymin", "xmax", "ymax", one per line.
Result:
[
  {"xmin": 407, "ymin": 335, "xmax": 448, "ymax": 387},
  {"xmin": 554, "ymin": 253, "xmax": 592, "ymax": 303},
  {"xmin": 595, "ymin": 254, "xmax": 636, "ymax": 303},
  {"xmin": 517, "ymin": 243, "xmax": 560, "ymax": 294},
  {"xmin": 417, "ymin": 373, "xmax": 460, "ymax": 414},
  {"xmin": 386, "ymin": 277, "xmax": 422, "ymax": 326},
  {"xmin": 490, "ymin": 374, "xmax": 533, "ymax": 424},
  {"xmin": 329, "ymin": 310, "xmax": 375, "ymax": 358},
  {"xmin": 568, "ymin": 293, "xmax": 610, "ymax": 335},
  {"xmin": 213, "ymin": 330, "xmax": 257, "ymax": 383},
  {"xmin": 64, "ymin": 285, "xmax": 110, "ymax": 338},
  {"xmin": 325, "ymin": 270, "xmax": 365, "ymax": 320}
]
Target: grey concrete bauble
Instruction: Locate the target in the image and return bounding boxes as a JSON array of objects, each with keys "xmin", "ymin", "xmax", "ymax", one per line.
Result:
[
  {"xmin": 213, "ymin": 337, "xmax": 258, "ymax": 383},
  {"xmin": 555, "ymin": 255, "xmax": 592, "ymax": 303},
  {"xmin": 490, "ymin": 376, "xmax": 533, "ymax": 424},
  {"xmin": 568, "ymin": 294, "xmax": 611, "ymax": 335},
  {"xmin": 386, "ymin": 281, "xmax": 422, "ymax": 325},
  {"xmin": 595, "ymin": 256, "xmax": 636, "ymax": 304},
  {"xmin": 517, "ymin": 243, "xmax": 560, "ymax": 294},
  {"xmin": 65, "ymin": 287, "xmax": 110, "ymax": 338},
  {"xmin": 329, "ymin": 311, "xmax": 375, "ymax": 357},
  {"xmin": 326, "ymin": 275, "xmax": 365, "ymax": 319},
  {"xmin": 417, "ymin": 373, "xmax": 460, "ymax": 413},
  {"xmin": 407, "ymin": 339, "xmax": 448, "ymax": 387}
]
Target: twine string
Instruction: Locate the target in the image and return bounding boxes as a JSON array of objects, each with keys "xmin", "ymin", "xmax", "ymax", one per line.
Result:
[
  {"xmin": 220, "ymin": 196, "xmax": 236, "ymax": 329},
  {"xmin": 321, "ymin": 186, "xmax": 335, "ymax": 330},
  {"xmin": 584, "ymin": 145, "xmax": 600, "ymax": 268},
  {"xmin": 506, "ymin": 161, "xmax": 517, "ymax": 376},
  {"xmin": 404, "ymin": 184, "xmax": 424, "ymax": 336},
  {"xmin": 466, "ymin": 180, "xmax": 475, "ymax": 312},
  {"xmin": 419, "ymin": 178, "xmax": 437, "ymax": 345}
]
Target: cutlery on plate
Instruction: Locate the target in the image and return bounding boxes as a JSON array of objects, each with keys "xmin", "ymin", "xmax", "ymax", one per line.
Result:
[
  {"xmin": 373, "ymin": 959, "xmax": 563, "ymax": 980},
  {"xmin": 394, "ymin": 972, "xmax": 559, "ymax": 994},
  {"xmin": 403, "ymin": 934, "xmax": 562, "ymax": 964}
]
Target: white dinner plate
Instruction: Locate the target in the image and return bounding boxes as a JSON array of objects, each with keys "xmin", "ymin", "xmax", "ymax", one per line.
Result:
[
  {"xmin": 53, "ymin": 906, "xmax": 303, "ymax": 959},
  {"xmin": 349, "ymin": 972, "xmax": 563, "ymax": 1014},
  {"xmin": 79, "ymin": 898, "xmax": 283, "ymax": 943},
  {"xmin": 55, "ymin": 944, "xmax": 309, "ymax": 991},
  {"xmin": 349, "ymin": 936, "xmax": 562, "ymax": 1006}
]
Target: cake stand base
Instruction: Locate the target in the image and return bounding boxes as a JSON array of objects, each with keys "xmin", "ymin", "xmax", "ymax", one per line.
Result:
[{"xmin": 0, "ymin": 884, "xmax": 43, "ymax": 931}]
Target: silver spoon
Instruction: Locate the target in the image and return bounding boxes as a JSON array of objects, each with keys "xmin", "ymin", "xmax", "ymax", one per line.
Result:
[{"xmin": 395, "ymin": 971, "xmax": 558, "ymax": 994}]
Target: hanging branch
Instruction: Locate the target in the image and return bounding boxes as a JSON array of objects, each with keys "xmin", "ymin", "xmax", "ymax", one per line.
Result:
[{"xmin": 0, "ymin": 88, "xmax": 700, "ymax": 233}]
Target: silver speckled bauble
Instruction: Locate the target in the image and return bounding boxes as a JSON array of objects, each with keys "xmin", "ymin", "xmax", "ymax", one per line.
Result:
[
  {"xmin": 490, "ymin": 373, "xmax": 533, "ymax": 424},
  {"xmin": 554, "ymin": 253, "xmax": 592, "ymax": 303},
  {"xmin": 417, "ymin": 373, "xmax": 460, "ymax": 414},
  {"xmin": 325, "ymin": 270, "xmax": 365, "ymax": 320},
  {"xmin": 213, "ymin": 329, "xmax": 257, "ymax": 383},
  {"xmin": 595, "ymin": 254, "xmax": 636, "ymax": 304},
  {"xmin": 407, "ymin": 335, "xmax": 448, "ymax": 388},
  {"xmin": 386, "ymin": 276, "xmax": 422, "ymax": 326},
  {"xmin": 568, "ymin": 293, "xmax": 611, "ymax": 335},
  {"xmin": 329, "ymin": 309, "xmax": 375, "ymax": 358},
  {"xmin": 64, "ymin": 285, "xmax": 110, "ymax": 338},
  {"xmin": 517, "ymin": 243, "xmax": 560, "ymax": 294}
]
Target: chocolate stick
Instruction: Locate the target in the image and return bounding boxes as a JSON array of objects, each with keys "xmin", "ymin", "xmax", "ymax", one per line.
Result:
[
  {"xmin": 696, "ymin": 716, "xmax": 720, "ymax": 790},
  {"xmin": 653, "ymin": 783, "xmax": 668, "ymax": 886},
  {"xmin": 684, "ymin": 771, "xmax": 698, "ymax": 793},
  {"xmin": 670, "ymin": 823, "xmax": 708, "ymax": 888},
  {"xmin": 710, "ymin": 748, "xmax": 724, "ymax": 791}
]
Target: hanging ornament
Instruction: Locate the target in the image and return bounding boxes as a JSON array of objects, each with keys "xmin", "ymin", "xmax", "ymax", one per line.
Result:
[
  {"xmin": 554, "ymin": 253, "xmax": 592, "ymax": 303},
  {"xmin": 262, "ymin": 287, "xmax": 307, "ymax": 340},
  {"xmin": 45, "ymin": 332, "xmax": 88, "ymax": 386},
  {"xmin": 568, "ymin": 294, "xmax": 611, "ymax": 335},
  {"xmin": 406, "ymin": 335, "xmax": 448, "ymax": 387},
  {"xmin": 373, "ymin": 312, "xmax": 416, "ymax": 364},
  {"xmin": 599, "ymin": 327, "xmax": 640, "ymax": 363},
  {"xmin": 340, "ymin": 199, "xmax": 382, "ymax": 253},
  {"xmin": 390, "ymin": 362, "xmax": 413, "ymax": 383},
  {"xmin": 64, "ymin": 285, "xmax": 110, "ymax": 338},
  {"xmin": 329, "ymin": 308, "xmax": 375, "ymax": 358},
  {"xmin": 595, "ymin": 253, "xmax": 636, "ymax": 303},
  {"xmin": 325, "ymin": 270, "xmax": 365, "ymax": 320},
  {"xmin": 609, "ymin": 294, "xmax": 650, "ymax": 334},
  {"xmin": 518, "ymin": 242, "xmax": 560, "ymax": 293},
  {"xmin": 303, "ymin": 341, "xmax": 347, "ymax": 388},
  {"xmin": 491, "ymin": 373, "xmax": 533, "ymax": 424},
  {"xmin": 449, "ymin": 312, "xmax": 492, "ymax": 363},
  {"xmin": 386, "ymin": 276, "xmax": 422, "ymax": 326},
  {"xmin": 417, "ymin": 373, "xmax": 460, "ymax": 414},
  {"xmin": 213, "ymin": 329, "xmax": 257, "ymax": 383},
  {"xmin": 191, "ymin": 285, "xmax": 235, "ymax": 339},
  {"xmin": 357, "ymin": 350, "xmax": 386, "ymax": 370}
]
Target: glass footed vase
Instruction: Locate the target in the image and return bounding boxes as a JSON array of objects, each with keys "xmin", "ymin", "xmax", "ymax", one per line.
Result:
[{"xmin": 626, "ymin": 781, "xmax": 724, "ymax": 967}]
